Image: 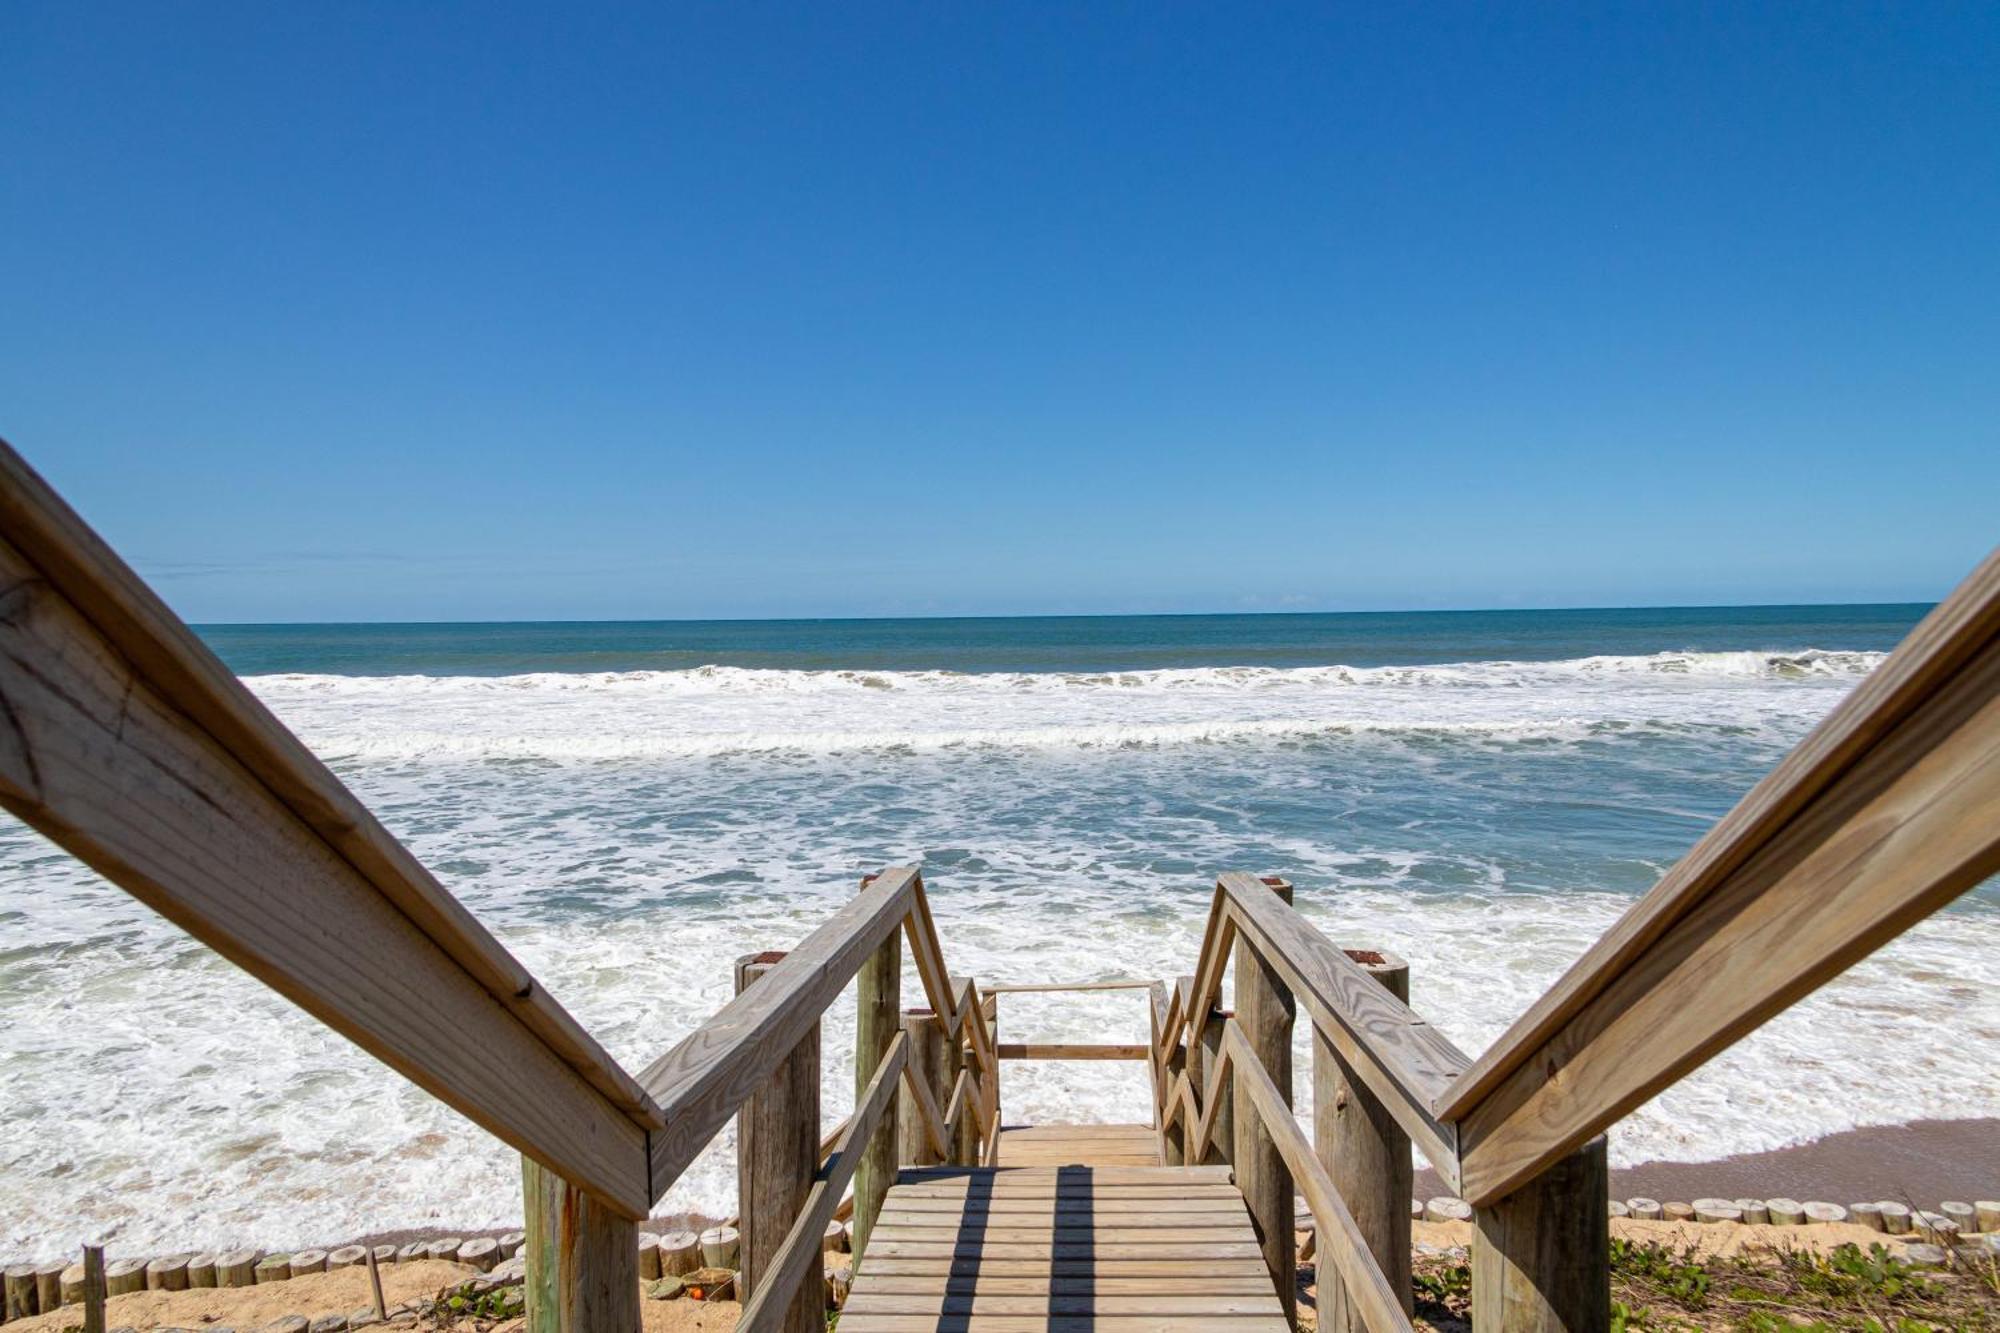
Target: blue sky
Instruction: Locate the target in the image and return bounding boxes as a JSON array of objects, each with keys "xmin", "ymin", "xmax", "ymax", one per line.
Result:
[{"xmin": 3, "ymin": 3, "xmax": 1995, "ymax": 623}]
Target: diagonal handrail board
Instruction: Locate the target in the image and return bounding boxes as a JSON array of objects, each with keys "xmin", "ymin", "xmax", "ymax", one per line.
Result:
[
  {"xmin": 1455, "ymin": 623, "xmax": 2000, "ymax": 1204},
  {"xmin": 1441, "ymin": 546, "xmax": 2000, "ymax": 1125},
  {"xmin": 0, "ymin": 441, "xmax": 662, "ymax": 1135},
  {"xmin": 902, "ymin": 876, "xmax": 959, "ymax": 1032},
  {"xmin": 1222, "ymin": 1023, "xmax": 1413, "ymax": 1333},
  {"xmin": 1188, "ymin": 1029, "xmax": 1234, "ymax": 1163},
  {"xmin": 1220, "ymin": 872, "xmax": 1468, "ymax": 1189},
  {"xmin": 639, "ymin": 866, "xmax": 919, "ymax": 1197},
  {"xmin": 0, "ymin": 479, "xmax": 651, "ymax": 1217},
  {"xmin": 959, "ymin": 979, "xmax": 1000, "ymax": 1113},
  {"xmin": 1158, "ymin": 884, "xmax": 1235, "ymax": 1070},
  {"xmin": 739, "ymin": 1032, "xmax": 908, "ymax": 1332},
  {"xmin": 942, "ymin": 1066, "xmax": 980, "ymax": 1138}
]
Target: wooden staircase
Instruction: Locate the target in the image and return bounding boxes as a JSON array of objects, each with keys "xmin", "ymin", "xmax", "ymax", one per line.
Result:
[{"xmin": 837, "ymin": 1156, "xmax": 1291, "ymax": 1331}]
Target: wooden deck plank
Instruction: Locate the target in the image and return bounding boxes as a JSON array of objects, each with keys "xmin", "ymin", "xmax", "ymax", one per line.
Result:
[
  {"xmin": 994, "ymin": 1122, "xmax": 1165, "ymax": 1169},
  {"xmin": 857, "ymin": 1258, "xmax": 1276, "ymax": 1278},
  {"xmin": 841, "ymin": 1293, "xmax": 1286, "ymax": 1316},
  {"xmin": 852, "ymin": 1277, "xmax": 1280, "ymax": 1295},
  {"xmin": 844, "ymin": 1163, "xmax": 1286, "ymax": 1330},
  {"xmin": 898, "ymin": 1165, "xmax": 1229, "ymax": 1182},
  {"xmin": 880, "ymin": 1200, "xmax": 1240, "ymax": 1216},
  {"xmin": 881, "ymin": 1195, "xmax": 1248, "ymax": 1212},
  {"xmin": 871, "ymin": 1226, "xmax": 1254, "ymax": 1245},
  {"xmin": 836, "ymin": 1312, "xmax": 1288, "ymax": 1320}
]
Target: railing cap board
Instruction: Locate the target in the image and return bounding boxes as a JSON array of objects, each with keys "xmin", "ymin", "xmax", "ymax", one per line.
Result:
[
  {"xmin": 1438, "ymin": 546, "xmax": 2000, "ymax": 1124},
  {"xmin": 638, "ymin": 865, "xmax": 920, "ymax": 1199},
  {"xmin": 1216, "ymin": 871, "xmax": 1468, "ymax": 1187},
  {"xmin": 0, "ymin": 441, "xmax": 661, "ymax": 1134},
  {"xmin": 1450, "ymin": 554, "xmax": 2000, "ymax": 1203},
  {"xmin": 0, "ymin": 441, "xmax": 654, "ymax": 1217}
]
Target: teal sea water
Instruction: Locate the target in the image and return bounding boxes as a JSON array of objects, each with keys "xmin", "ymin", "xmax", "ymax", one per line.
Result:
[
  {"xmin": 4, "ymin": 603, "xmax": 1996, "ymax": 1255},
  {"xmin": 200, "ymin": 603, "xmax": 1924, "ymax": 675}
]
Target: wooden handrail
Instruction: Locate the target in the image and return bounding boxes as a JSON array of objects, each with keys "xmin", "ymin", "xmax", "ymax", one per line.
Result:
[
  {"xmin": 1219, "ymin": 872, "xmax": 1470, "ymax": 1190},
  {"xmin": 1446, "ymin": 548, "xmax": 2000, "ymax": 1204},
  {"xmin": 738, "ymin": 1032, "xmax": 908, "ymax": 1332},
  {"xmin": 1442, "ymin": 545, "xmax": 2000, "ymax": 1127},
  {"xmin": 1221, "ymin": 1022, "xmax": 1413, "ymax": 1333},
  {"xmin": 0, "ymin": 441, "xmax": 656, "ymax": 1218},
  {"xmin": 902, "ymin": 874, "xmax": 960, "ymax": 1031},
  {"xmin": 1187, "ymin": 1026, "xmax": 1233, "ymax": 1163},
  {"xmin": 639, "ymin": 866, "xmax": 919, "ymax": 1198},
  {"xmin": 1162, "ymin": 884, "xmax": 1236, "ymax": 1068}
]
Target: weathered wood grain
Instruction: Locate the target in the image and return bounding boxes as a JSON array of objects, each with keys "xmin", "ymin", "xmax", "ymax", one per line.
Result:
[
  {"xmin": 984, "ymin": 979, "xmax": 1160, "ymax": 993},
  {"xmin": 1189, "ymin": 1022, "xmax": 1233, "ymax": 1165},
  {"xmin": 0, "ymin": 441, "xmax": 660, "ymax": 1135},
  {"xmin": 1220, "ymin": 871, "xmax": 1467, "ymax": 1188},
  {"xmin": 1319, "ymin": 948, "xmax": 1415, "ymax": 1333},
  {"xmin": 852, "ymin": 1276, "xmax": 1280, "ymax": 1293},
  {"xmin": 852, "ymin": 873, "xmax": 905, "ymax": 1259},
  {"xmin": 835, "ymin": 1316, "xmax": 1286, "ymax": 1331},
  {"xmin": 1223, "ymin": 1022, "xmax": 1414, "ymax": 1333},
  {"xmin": 0, "ymin": 518, "xmax": 650, "ymax": 1216},
  {"xmin": 842, "ymin": 1173, "xmax": 1292, "ymax": 1333},
  {"xmin": 1172, "ymin": 886, "xmax": 1235, "ymax": 1066},
  {"xmin": 995, "ymin": 1043, "xmax": 1150, "ymax": 1060},
  {"xmin": 733, "ymin": 953, "xmax": 821, "ymax": 1333},
  {"xmin": 1232, "ymin": 875, "xmax": 1296, "ymax": 1325},
  {"xmin": 1470, "ymin": 1138, "xmax": 1609, "ymax": 1333},
  {"xmin": 736, "ymin": 1031, "xmax": 906, "ymax": 1333},
  {"xmin": 522, "ymin": 1153, "xmax": 639, "ymax": 1333},
  {"xmin": 1455, "ymin": 621, "xmax": 2000, "ymax": 1204},
  {"xmin": 841, "ymin": 1292, "xmax": 1286, "ymax": 1316},
  {"xmin": 1442, "ymin": 547, "xmax": 2000, "ymax": 1126},
  {"xmin": 638, "ymin": 866, "xmax": 917, "ymax": 1196},
  {"xmin": 898, "ymin": 1016, "xmax": 952, "ymax": 1164},
  {"xmin": 901, "ymin": 876, "xmax": 959, "ymax": 1030}
]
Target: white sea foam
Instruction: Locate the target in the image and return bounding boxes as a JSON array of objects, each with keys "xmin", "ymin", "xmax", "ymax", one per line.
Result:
[
  {"xmin": 239, "ymin": 650, "xmax": 1887, "ymax": 761},
  {"xmin": 2, "ymin": 644, "xmax": 1995, "ymax": 1260}
]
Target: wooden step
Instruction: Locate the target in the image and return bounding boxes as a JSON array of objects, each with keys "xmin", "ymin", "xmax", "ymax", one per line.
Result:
[
  {"xmin": 994, "ymin": 1122, "xmax": 1163, "ymax": 1168},
  {"xmin": 839, "ymin": 1162, "xmax": 1287, "ymax": 1332}
]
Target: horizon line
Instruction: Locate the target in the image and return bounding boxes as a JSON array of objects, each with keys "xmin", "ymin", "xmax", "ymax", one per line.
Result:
[{"xmin": 188, "ymin": 596, "xmax": 1938, "ymax": 632}]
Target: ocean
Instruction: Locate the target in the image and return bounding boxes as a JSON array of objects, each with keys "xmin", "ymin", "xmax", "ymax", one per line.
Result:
[{"xmin": 3, "ymin": 603, "xmax": 1997, "ymax": 1257}]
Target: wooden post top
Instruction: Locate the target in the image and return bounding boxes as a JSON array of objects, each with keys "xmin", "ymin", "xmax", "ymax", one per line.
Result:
[{"xmin": 1343, "ymin": 947, "xmax": 1410, "ymax": 978}]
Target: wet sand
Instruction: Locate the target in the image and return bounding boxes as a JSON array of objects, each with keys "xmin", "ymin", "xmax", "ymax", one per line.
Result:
[{"xmin": 1416, "ymin": 1118, "xmax": 2000, "ymax": 1207}]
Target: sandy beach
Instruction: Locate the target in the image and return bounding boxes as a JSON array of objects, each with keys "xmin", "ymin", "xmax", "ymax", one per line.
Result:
[{"xmin": 1415, "ymin": 1117, "xmax": 2000, "ymax": 1209}]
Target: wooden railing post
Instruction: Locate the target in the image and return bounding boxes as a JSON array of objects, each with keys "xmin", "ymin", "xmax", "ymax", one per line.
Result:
[
  {"xmin": 1317, "ymin": 948, "xmax": 1414, "ymax": 1332},
  {"xmin": 734, "ymin": 951, "xmax": 822, "ymax": 1333},
  {"xmin": 897, "ymin": 1008, "xmax": 947, "ymax": 1166},
  {"xmin": 1472, "ymin": 1137, "xmax": 1610, "ymax": 1333},
  {"xmin": 1234, "ymin": 876, "xmax": 1297, "ymax": 1326},
  {"xmin": 522, "ymin": 1157, "xmax": 638, "ymax": 1333},
  {"xmin": 851, "ymin": 874, "xmax": 902, "ymax": 1261}
]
